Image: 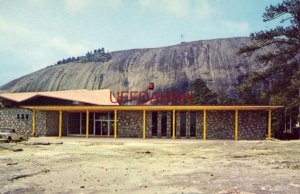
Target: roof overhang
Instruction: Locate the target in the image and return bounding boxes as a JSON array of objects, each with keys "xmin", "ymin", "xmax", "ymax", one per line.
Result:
[
  {"xmin": 0, "ymin": 89, "xmax": 119, "ymax": 106},
  {"xmin": 21, "ymin": 105, "xmax": 284, "ymax": 112}
]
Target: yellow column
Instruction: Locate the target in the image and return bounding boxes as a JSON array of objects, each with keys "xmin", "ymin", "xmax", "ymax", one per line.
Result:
[
  {"xmin": 203, "ymin": 110, "xmax": 207, "ymax": 140},
  {"xmin": 114, "ymin": 110, "xmax": 117, "ymax": 139},
  {"xmin": 32, "ymin": 109, "xmax": 36, "ymax": 136},
  {"xmin": 235, "ymin": 110, "xmax": 239, "ymax": 141},
  {"xmin": 59, "ymin": 110, "xmax": 62, "ymax": 138},
  {"xmin": 268, "ymin": 110, "xmax": 272, "ymax": 140},
  {"xmin": 172, "ymin": 109, "xmax": 176, "ymax": 140},
  {"xmin": 86, "ymin": 110, "xmax": 89, "ymax": 138},
  {"xmin": 143, "ymin": 110, "xmax": 146, "ymax": 139}
]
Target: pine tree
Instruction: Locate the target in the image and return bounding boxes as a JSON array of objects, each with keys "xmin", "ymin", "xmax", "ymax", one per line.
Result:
[
  {"xmin": 238, "ymin": 0, "xmax": 300, "ymax": 122},
  {"xmin": 190, "ymin": 78, "xmax": 218, "ymax": 104}
]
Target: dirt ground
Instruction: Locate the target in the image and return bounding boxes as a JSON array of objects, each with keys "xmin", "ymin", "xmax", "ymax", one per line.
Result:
[{"xmin": 0, "ymin": 137, "xmax": 299, "ymax": 194}]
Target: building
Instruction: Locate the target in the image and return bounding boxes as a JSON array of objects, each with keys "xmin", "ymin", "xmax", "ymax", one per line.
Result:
[{"xmin": 0, "ymin": 89, "xmax": 282, "ymax": 140}]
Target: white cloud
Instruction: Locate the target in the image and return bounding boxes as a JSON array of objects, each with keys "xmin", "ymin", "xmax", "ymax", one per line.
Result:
[
  {"xmin": 0, "ymin": 17, "xmax": 92, "ymax": 66},
  {"xmin": 194, "ymin": 0, "xmax": 211, "ymax": 17},
  {"xmin": 162, "ymin": 0, "xmax": 190, "ymax": 17},
  {"xmin": 64, "ymin": 0, "xmax": 92, "ymax": 13},
  {"xmin": 26, "ymin": 0, "xmax": 48, "ymax": 5},
  {"xmin": 64, "ymin": 0, "xmax": 122, "ymax": 14},
  {"xmin": 138, "ymin": 0, "xmax": 212, "ymax": 18}
]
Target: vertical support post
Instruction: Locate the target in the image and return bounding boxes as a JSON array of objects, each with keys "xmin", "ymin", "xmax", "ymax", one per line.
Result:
[
  {"xmin": 86, "ymin": 110, "xmax": 89, "ymax": 138},
  {"xmin": 235, "ymin": 110, "xmax": 239, "ymax": 141},
  {"xmin": 32, "ymin": 109, "xmax": 36, "ymax": 137},
  {"xmin": 268, "ymin": 110, "xmax": 272, "ymax": 140},
  {"xmin": 203, "ymin": 110, "xmax": 207, "ymax": 140},
  {"xmin": 143, "ymin": 110, "xmax": 146, "ymax": 139},
  {"xmin": 172, "ymin": 109, "xmax": 176, "ymax": 140},
  {"xmin": 59, "ymin": 110, "xmax": 62, "ymax": 138},
  {"xmin": 114, "ymin": 110, "xmax": 117, "ymax": 139}
]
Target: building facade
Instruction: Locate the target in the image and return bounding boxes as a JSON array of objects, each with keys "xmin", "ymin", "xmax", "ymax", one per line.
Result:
[{"xmin": 0, "ymin": 90, "xmax": 282, "ymax": 140}]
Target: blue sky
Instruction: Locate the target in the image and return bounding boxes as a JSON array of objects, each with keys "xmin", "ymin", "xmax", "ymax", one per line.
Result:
[{"xmin": 0, "ymin": 0, "xmax": 282, "ymax": 86}]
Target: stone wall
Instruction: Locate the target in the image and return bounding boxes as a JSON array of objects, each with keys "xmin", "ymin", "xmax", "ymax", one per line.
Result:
[
  {"xmin": 45, "ymin": 111, "xmax": 59, "ymax": 136},
  {"xmin": 186, "ymin": 112, "xmax": 190, "ymax": 138},
  {"xmin": 0, "ymin": 108, "xmax": 32, "ymax": 138},
  {"xmin": 196, "ymin": 111, "xmax": 203, "ymax": 138},
  {"xmin": 0, "ymin": 108, "xmax": 269, "ymax": 140},
  {"xmin": 146, "ymin": 112, "xmax": 152, "ymax": 138},
  {"xmin": 157, "ymin": 111, "xmax": 162, "ymax": 137},
  {"xmin": 0, "ymin": 108, "xmax": 66, "ymax": 138},
  {"xmin": 166, "ymin": 111, "xmax": 172, "ymax": 138},
  {"xmin": 176, "ymin": 111, "xmax": 181, "ymax": 138},
  {"xmin": 116, "ymin": 110, "xmax": 268, "ymax": 140},
  {"xmin": 206, "ymin": 111, "xmax": 235, "ymax": 139},
  {"xmin": 117, "ymin": 111, "xmax": 143, "ymax": 137},
  {"xmin": 36, "ymin": 111, "xmax": 47, "ymax": 136},
  {"xmin": 239, "ymin": 111, "xmax": 267, "ymax": 140}
]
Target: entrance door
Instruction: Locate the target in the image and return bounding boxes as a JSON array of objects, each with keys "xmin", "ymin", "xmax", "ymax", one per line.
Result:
[
  {"xmin": 102, "ymin": 121, "xmax": 108, "ymax": 136},
  {"xmin": 190, "ymin": 112, "xmax": 196, "ymax": 137},
  {"xmin": 95, "ymin": 121, "xmax": 102, "ymax": 135},
  {"xmin": 180, "ymin": 112, "xmax": 186, "ymax": 137},
  {"xmin": 95, "ymin": 121, "xmax": 109, "ymax": 136},
  {"xmin": 161, "ymin": 112, "xmax": 167, "ymax": 137},
  {"xmin": 152, "ymin": 112, "xmax": 158, "ymax": 136}
]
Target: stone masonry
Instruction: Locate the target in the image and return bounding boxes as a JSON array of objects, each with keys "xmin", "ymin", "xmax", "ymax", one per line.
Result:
[
  {"xmin": 116, "ymin": 110, "xmax": 268, "ymax": 139},
  {"xmin": 117, "ymin": 111, "xmax": 143, "ymax": 137},
  {"xmin": 239, "ymin": 111, "xmax": 267, "ymax": 140},
  {"xmin": 206, "ymin": 111, "xmax": 235, "ymax": 140},
  {"xmin": 0, "ymin": 108, "xmax": 32, "ymax": 138},
  {"xmin": 0, "ymin": 108, "xmax": 268, "ymax": 140}
]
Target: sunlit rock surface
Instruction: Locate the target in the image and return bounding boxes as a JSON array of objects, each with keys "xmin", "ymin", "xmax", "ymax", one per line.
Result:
[{"xmin": 0, "ymin": 37, "xmax": 263, "ymax": 97}]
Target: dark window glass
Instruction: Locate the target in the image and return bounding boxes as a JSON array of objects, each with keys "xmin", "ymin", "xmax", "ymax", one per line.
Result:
[
  {"xmin": 21, "ymin": 114, "xmax": 24, "ymax": 119},
  {"xmin": 152, "ymin": 112, "xmax": 158, "ymax": 136},
  {"xmin": 110, "ymin": 112, "xmax": 114, "ymax": 119},
  {"xmin": 17, "ymin": 114, "xmax": 20, "ymax": 119},
  {"xmin": 180, "ymin": 112, "xmax": 186, "ymax": 137},
  {"xmin": 190, "ymin": 112, "xmax": 196, "ymax": 137},
  {"xmin": 161, "ymin": 112, "xmax": 167, "ymax": 136},
  {"xmin": 26, "ymin": 114, "xmax": 29, "ymax": 120}
]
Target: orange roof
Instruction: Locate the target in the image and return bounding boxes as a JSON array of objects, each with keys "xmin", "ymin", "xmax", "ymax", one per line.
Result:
[{"xmin": 0, "ymin": 89, "xmax": 119, "ymax": 106}]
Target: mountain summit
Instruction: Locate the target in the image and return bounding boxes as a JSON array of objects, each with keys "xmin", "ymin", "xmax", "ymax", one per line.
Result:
[{"xmin": 0, "ymin": 37, "xmax": 263, "ymax": 97}]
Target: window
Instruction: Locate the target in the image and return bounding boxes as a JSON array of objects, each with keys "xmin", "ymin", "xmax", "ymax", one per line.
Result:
[{"xmin": 17, "ymin": 114, "xmax": 29, "ymax": 120}]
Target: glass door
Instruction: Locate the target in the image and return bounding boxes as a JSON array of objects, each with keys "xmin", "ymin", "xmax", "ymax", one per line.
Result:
[
  {"xmin": 95, "ymin": 121, "xmax": 102, "ymax": 135},
  {"xmin": 102, "ymin": 121, "xmax": 108, "ymax": 136}
]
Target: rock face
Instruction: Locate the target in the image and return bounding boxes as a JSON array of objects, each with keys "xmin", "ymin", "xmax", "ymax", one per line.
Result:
[{"xmin": 0, "ymin": 37, "xmax": 262, "ymax": 97}]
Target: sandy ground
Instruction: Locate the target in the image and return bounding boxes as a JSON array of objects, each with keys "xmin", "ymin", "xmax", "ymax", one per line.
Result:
[{"xmin": 0, "ymin": 137, "xmax": 299, "ymax": 194}]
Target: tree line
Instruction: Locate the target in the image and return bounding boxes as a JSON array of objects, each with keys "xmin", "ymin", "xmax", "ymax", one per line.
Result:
[
  {"xmin": 56, "ymin": 47, "xmax": 112, "ymax": 65},
  {"xmin": 191, "ymin": 0, "xmax": 300, "ymax": 139}
]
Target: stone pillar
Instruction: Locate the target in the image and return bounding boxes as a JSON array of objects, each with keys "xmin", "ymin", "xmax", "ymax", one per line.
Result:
[
  {"xmin": 36, "ymin": 111, "xmax": 47, "ymax": 136},
  {"xmin": 196, "ymin": 111, "xmax": 203, "ymax": 139},
  {"xmin": 176, "ymin": 111, "xmax": 181, "ymax": 138},
  {"xmin": 167, "ymin": 111, "xmax": 172, "ymax": 138},
  {"xmin": 157, "ymin": 111, "xmax": 162, "ymax": 138},
  {"xmin": 146, "ymin": 111, "xmax": 152, "ymax": 138},
  {"xmin": 186, "ymin": 111, "xmax": 190, "ymax": 138}
]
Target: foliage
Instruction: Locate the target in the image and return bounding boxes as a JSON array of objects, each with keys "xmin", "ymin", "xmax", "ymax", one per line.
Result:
[
  {"xmin": 190, "ymin": 78, "xmax": 218, "ymax": 104},
  {"xmin": 238, "ymin": 0, "xmax": 300, "ymax": 116},
  {"xmin": 216, "ymin": 90, "xmax": 238, "ymax": 104},
  {"xmin": 56, "ymin": 47, "xmax": 112, "ymax": 65}
]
